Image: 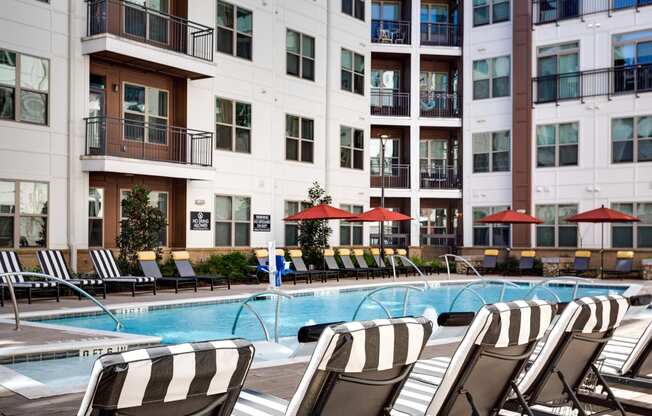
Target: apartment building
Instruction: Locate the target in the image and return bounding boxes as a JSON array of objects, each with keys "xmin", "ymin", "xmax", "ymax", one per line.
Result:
[{"xmin": 463, "ymin": 0, "xmax": 652, "ymax": 255}]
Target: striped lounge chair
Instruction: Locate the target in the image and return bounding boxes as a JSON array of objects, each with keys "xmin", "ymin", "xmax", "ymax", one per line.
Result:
[
  {"xmin": 0, "ymin": 250, "xmax": 59, "ymax": 305},
  {"xmin": 172, "ymin": 251, "xmax": 230, "ymax": 291},
  {"xmin": 394, "ymin": 300, "xmax": 556, "ymax": 415},
  {"xmin": 37, "ymin": 250, "xmax": 106, "ymax": 299},
  {"xmin": 77, "ymin": 339, "xmax": 255, "ymax": 416},
  {"xmin": 89, "ymin": 249, "xmax": 157, "ymax": 296},
  {"xmin": 600, "ymin": 320, "xmax": 652, "ymax": 389},
  {"xmin": 233, "ymin": 316, "xmax": 434, "ymax": 415},
  {"xmin": 137, "ymin": 251, "xmax": 197, "ymax": 294}
]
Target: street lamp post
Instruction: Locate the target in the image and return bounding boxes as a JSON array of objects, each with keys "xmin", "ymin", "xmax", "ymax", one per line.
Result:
[{"xmin": 379, "ymin": 134, "xmax": 388, "ymax": 259}]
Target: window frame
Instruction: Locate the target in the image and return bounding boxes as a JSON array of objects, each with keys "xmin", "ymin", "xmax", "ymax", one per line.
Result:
[
  {"xmin": 285, "ymin": 114, "xmax": 315, "ymax": 163},
  {"xmin": 341, "ymin": 48, "xmax": 365, "ymax": 95},
  {"xmin": 342, "ymin": 0, "xmax": 365, "ymax": 21},
  {"xmin": 88, "ymin": 187, "xmax": 104, "ymax": 248},
  {"xmin": 611, "ymin": 115, "xmax": 652, "ymax": 164},
  {"xmin": 214, "ymin": 194, "xmax": 251, "ymax": 247},
  {"xmin": 472, "ymin": 205, "xmax": 510, "ymax": 247},
  {"xmin": 122, "ymin": 82, "xmax": 169, "ymax": 145},
  {"xmin": 284, "ymin": 200, "xmax": 310, "ymax": 246},
  {"xmin": 339, "ymin": 204, "xmax": 364, "ymax": 246},
  {"xmin": 216, "ymin": 0, "xmax": 253, "ymax": 60},
  {"xmin": 0, "ymin": 48, "xmax": 50, "ymax": 126},
  {"xmin": 286, "ymin": 29, "xmax": 315, "ymax": 81},
  {"xmin": 472, "ymin": 130, "xmax": 511, "ymax": 173},
  {"xmin": 370, "ymin": 136, "xmax": 400, "ymax": 176},
  {"xmin": 473, "ymin": 0, "xmax": 510, "ymax": 27},
  {"xmin": 215, "ymin": 96, "xmax": 252, "ymax": 153},
  {"xmin": 472, "ymin": 56, "xmax": 511, "ymax": 100},
  {"xmin": 535, "ymin": 204, "xmax": 579, "ymax": 248},
  {"xmin": 611, "ymin": 202, "xmax": 652, "ymax": 248},
  {"xmin": 340, "ymin": 125, "xmax": 364, "ymax": 170},
  {"xmin": 0, "ymin": 179, "xmax": 49, "ymax": 249},
  {"xmin": 536, "ymin": 122, "xmax": 579, "ymax": 168}
]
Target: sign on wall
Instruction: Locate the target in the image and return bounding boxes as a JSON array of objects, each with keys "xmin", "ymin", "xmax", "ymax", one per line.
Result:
[
  {"xmin": 253, "ymin": 214, "xmax": 271, "ymax": 232},
  {"xmin": 190, "ymin": 211, "xmax": 211, "ymax": 231}
]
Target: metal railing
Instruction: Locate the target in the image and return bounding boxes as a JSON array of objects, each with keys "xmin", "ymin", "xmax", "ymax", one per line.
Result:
[
  {"xmin": 439, "ymin": 254, "xmax": 484, "ymax": 280},
  {"xmin": 370, "ymin": 163, "xmax": 410, "ymax": 188},
  {"xmin": 371, "ymin": 19, "xmax": 411, "ymax": 44},
  {"xmin": 389, "ymin": 255, "xmax": 433, "ymax": 287},
  {"xmin": 86, "ymin": 0, "xmax": 214, "ymax": 61},
  {"xmin": 523, "ymin": 276, "xmax": 593, "ymax": 302},
  {"xmin": 370, "ymin": 233, "xmax": 409, "ymax": 248},
  {"xmin": 532, "ymin": 64, "xmax": 652, "ymax": 104},
  {"xmin": 351, "ymin": 284, "xmax": 425, "ymax": 320},
  {"xmin": 370, "ymin": 90, "xmax": 411, "ymax": 117},
  {"xmin": 84, "ymin": 116, "xmax": 213, "ymax": 167},
  {"xmin": 231, "ymin": 291, "xmax": 292, "ymax": 343},
  {"xmin": 532, "ymin": 0, "xmax": 652, "ymax": 25},
  {"xmin": 420, "ymin": 92, "xmax": 462, "ymax": 118},
  {"xmin": 448, "ymin": 279, "xmax": 521, "ymax": 312},
  {"xmin": 420, "ymin": 23, "xmax": 461, "ymax": 47},
  {"xmin": 420, "ymin": 233, "xmax": 458, "ymax": 249},
  {"xmin": 420, "ymin": 166, "xmax": 461, "ymax": 189}
]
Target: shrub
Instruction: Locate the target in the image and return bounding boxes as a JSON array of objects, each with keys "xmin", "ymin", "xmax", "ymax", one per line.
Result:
[{"xmin": 194, "ymin": 252, "xmax": 250, "ymax": 279}]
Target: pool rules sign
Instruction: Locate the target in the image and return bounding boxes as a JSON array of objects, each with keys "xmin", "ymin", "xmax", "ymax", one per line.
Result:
[{"xmin": 190, "ymin": 211, "xmax": 211, "ymax": 231}]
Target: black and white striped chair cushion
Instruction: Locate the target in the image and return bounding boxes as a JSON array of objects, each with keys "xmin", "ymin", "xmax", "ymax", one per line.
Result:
[
  {"xmin": 600, "ymin": 321, "xmax": 652, "ymax": 376},
  {"xmin": 0, "ymin": 281, "xmax": 58, "ymax": 288},
  {"xmin": 90, "ymin": 249, "xmax": 123, "ymax": 279},
  {"xmin": 104, "ymin": 276, "xmax": 157, "ymax": 283},
  {"xmin": 37, "ymin": 250, "xmax": 72, "ymax": 280},
  {"xmin": 0, "ymin": 251, "xmax": 57, "ymax": 288},
  {"xmin": 78, "ymin": 339, "xmax": 254, "ymax": 416}
]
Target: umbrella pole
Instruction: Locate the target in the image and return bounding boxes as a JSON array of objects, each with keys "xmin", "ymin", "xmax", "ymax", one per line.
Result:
[{"xmin": 600, "ymin": 222, "xmax": 604, "ymax": 279}]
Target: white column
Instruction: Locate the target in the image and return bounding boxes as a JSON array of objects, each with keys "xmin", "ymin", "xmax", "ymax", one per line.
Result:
[{"xmin": 409, "ymin": 0, "xmax": 422, "ymax": 248}]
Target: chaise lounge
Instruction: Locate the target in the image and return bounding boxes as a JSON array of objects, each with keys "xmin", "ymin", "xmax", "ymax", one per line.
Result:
[
  {"xmin": 89, "ymin": 249, "xmax": 157, "ymax": 296},
  {"xmin": 0, "ymin": 250, "xmax": 59, "ymax": 305}
]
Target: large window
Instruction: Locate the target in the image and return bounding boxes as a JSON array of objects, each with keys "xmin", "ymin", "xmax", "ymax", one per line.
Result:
[
  {"xmin": 0, "ymin": 180, "xmax": 48, "ymax": 248},
  {"xmin": 612, "ymin": 115, "xmax": 652, "ymax": 163},
  {"xmin": 473, "ymin": 56, "xmax": 510, "ymax": 99},
  {"xmin": 613, "ymin": 29, "xmax": 652, "ymax": 93},
  {"xmin": 473, "ymin": 0, "xmax": 510, "ymax": 27},
  {"xmin": 215, "ymin": 97, "xmax": 251, "ymax": 153},
  {"xmin": 340, "ymin": 126, "xmax": 364, "ymax": 170},
  {"xmin": 420, "ymin": 207, "xmax": 448, "ymax": 246},
  {"xmin": 341, "ymin": 49, "xmax": 365, "ymax": 95},
  {"xmin": 286, "ymin": 115, "xmax": 314, "ymax": 163},
  {"xmin": 215, "ymin": 195, "xmax": 250, "ymax": 247},
  {"xmin": 284, "ymin": 201, "xmax": 309, "ymax": 246},
  {"xmin": 123, "ymin": 0, "xmax": 169, "ymax": 43},
  {"xmin": 472, "ymin": 206, "xmax": 509, "ymax": 246},
  {"xmin": 286, "ymin": 30, "xmax": 315, "ymax": 81},
  {"xmin": 216, "ymin": 1, "xmax": 253, "ymax": 60},
  {"xmin": 370, "ymin": 137, "xmax": 400, "ymax": 175},
  {"xmin": 537, "ymin": 42, "xmax": 579, "ymax": 102},
  {"xmin": 123, "ymin": 83, "xmax": 168, "ymax": 144},
  {"xmin": 342, "ymin": 0, "xmax": 365, "ymax": 20},
  {"xmin": 121, "ymin": 190, "xmax": 168, "ymax": 246},
  {"xmin": 420, "ymin": 139, "xmax": 449, "ymax": 172},
  {"xmin": 536, "ymin": 122, "xmax": 579, "ymax": 167},
  {"xmin": 612, "ymin": 202, "xmax": 652, "ymax": 248},
  {"xmin": 536, "ymin": 204, "xmax": 578, "ymax": 247},
  {"xmin": 0, "ymin": 49, "xmax": 49, "ymax": 125},
  {"xmin": 340, "ymin": 204, "xmax": 364, "ymax": 246},
  {"xmin": 472, "ymin": 131, "xmax": 510, "ymax": 173},
  {"xmin": 88, "ymin": 187, "xmax": 104, "ymax": 247}
]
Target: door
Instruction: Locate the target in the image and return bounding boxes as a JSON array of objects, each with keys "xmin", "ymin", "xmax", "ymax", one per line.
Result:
[
  {"xmin": 124, "ymin": 0, "xmax": 169, "ymax": 44},
  {"xmin": 421, "ymin": 3, "xmax": 449, "ymax": 44},
  {"xmin": 537, "ymin": 42, "xmax": 579, "ymax": 102},
  {"xmin": 88, "ymin": 74, "xmax": 106, "ymax": 154}
]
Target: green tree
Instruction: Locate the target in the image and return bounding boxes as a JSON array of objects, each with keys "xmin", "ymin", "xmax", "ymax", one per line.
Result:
[
  {"xmin": 298, "ymin": 182, "xmax": 332, "ymax": 266},
  {"xmin": 117, "ymin": 185, "xmax": 167, "ymax": 273}
]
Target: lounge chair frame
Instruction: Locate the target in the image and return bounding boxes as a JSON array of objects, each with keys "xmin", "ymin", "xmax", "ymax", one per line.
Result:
[
  {"xmin": 89, "ymin": 249, "xmax": 157, "ymax": 296},
  {"xmin": 0, "ymin": 251, "xmax": 59, "ymax": 305}
]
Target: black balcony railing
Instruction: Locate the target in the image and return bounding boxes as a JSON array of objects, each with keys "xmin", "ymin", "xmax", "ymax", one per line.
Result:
[
  {"xmin": 532, "ymin": 0, "xmax": 652, "ymax": 25},
  {"xmin": 420, "ymin": 92, "xmax": 462, "ymax": 118},
  {"xmin": 85, "ymin": 116, "xmax": 213, "ymax": 167},
  {"xmin": 86, "ymin": 0, "xmax": 214, "ymax": 61},
  {"xmin": 532, "ymin": 64, "xmax": 652, "ymax": 104},
  {"xmin": 420, "ymin": 23, "xmax": 461, "ymax": 47},
  {"xmin": 371, "ymin": 90, "xmax": 410, "ymax": 117},
  {"xmin": 370, "ymin": 163, "xmax": 410, "ymax": 188},
  {"xmin": 371, "ymin": 19, "xmax": 411, "ymax": 44},
  {"xmin": 420, "ymin": 167, "xmax": 461, "ymax": 189}
]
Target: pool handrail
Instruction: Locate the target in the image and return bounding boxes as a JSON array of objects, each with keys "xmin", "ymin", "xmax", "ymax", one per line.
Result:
[
  {"xmin": 523, "ymin": 276, "xmax": 593, "ymax": 303},
  {"xmin": 439, "ymin": 254, "xmax": 483, "ymax": 280},
  {"xmin": 230, "ymin": 290, "xmax": 292, "ymax": 343},
  {"xmin": 351, "ymin": 284, "xmax": 425, "ymax": 320},
  {"xmin": 0, "ymin": 271, "xmax": 125, "ymax": 331},
  {"xmin": 389, "ymin": 255, "xmax": 433, "ymax": 287},
  {"xmin": 448, "ymin": 279, "xmax": 521, "ymax": 312}
]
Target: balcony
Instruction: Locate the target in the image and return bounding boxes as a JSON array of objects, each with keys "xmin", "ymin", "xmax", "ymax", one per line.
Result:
[
  {"xmin": 420, "ymin": 93, "xmax": 462, "ymax": 118},
  {"xmin": 532, "ymin": 0, "xmax": 652, "ymax": 25},
  {"xmin": 420, "ymin": 23, "xmax": 461, "ymax": 47},
  {"xmin": 370, "ymin": 163, "xmax": 410, "ymax": 189},
  {"xmin": 371, "ymin": 20, "xmax": 411, "ymax": 44},
  {"xmin": 419, "ymin": 167, "xmax": 461, "ymax": 189},
  {"xmin": 532, "ymin": 64, "xmax": 652, "ymax": 104},
  {"xmin": 83, "ymin": 0, "xmax": 214, "ymax": 79},
  {"xmin": 371, "ymin": 91, "xmax": 410, "ymax": 117},
  {"xmin": 82, "ymin": 116, "xmax": 214, "ymax": 180}
]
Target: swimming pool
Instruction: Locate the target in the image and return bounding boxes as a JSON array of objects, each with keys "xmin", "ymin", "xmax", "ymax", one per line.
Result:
[{"xmin": 33, "ymin": 281, "xmax": 627, "ymax": 344}]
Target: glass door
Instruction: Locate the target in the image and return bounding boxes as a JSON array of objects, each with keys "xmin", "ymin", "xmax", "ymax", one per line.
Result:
[
  {"xmin": 124, "ymin": 0, "xmax": 169, "ymax": 44},
  {"xmin": 372, "ymin": 1, "xmax": 402, "ymax": 43},
  {"xmin": 88, "ymin": 75, "xmax": 106, "ymax": 154},
  {"xmin": 537, "ymin": 42, "xmax": 579, "ymax": 102},
  {"xmin": 421, "ymin": 3, "xmax": 449, "ymax": 44},
  {"xmin": 613, "ymin": 30, "xmax": 652, "ymax": 93}
]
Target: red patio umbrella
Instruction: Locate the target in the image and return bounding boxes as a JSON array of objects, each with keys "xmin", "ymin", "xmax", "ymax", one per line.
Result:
[
  {"xmin": 477, "ymin": 209, "xmax": 543, "ymax": 225},
  {"xmin": 566, "ymin": 205, "xmax": 640, "ymax": 276},
  {"xmin": 351, "ymin": 207, "xmax": 413, "ymax": 222},
  {"xmin": 283, "ymin": 204, "xmax": 356, "ymax": 221}
]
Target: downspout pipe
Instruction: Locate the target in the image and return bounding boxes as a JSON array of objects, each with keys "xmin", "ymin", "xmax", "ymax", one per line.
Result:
[
  {"xmin": 67, "ymin": 0, "xmax": 77, "ymax": 271},
  {"xmin": 324, "ymin": 1, "xmax": 331, "ymax": 192}
]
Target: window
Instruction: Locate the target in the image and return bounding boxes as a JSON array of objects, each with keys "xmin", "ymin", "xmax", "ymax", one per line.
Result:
[
  {"xmin": 612, "ymin": 115, "xmax": 652, "ymax": 163},
  {"xmin": 536, "ymin": 204, "xmax": 578, "ymax": 247},
  {"xmin": 286, "ymin": 115, "xmax": 314, "ymax": 163},
  {"xmin": 284, "ymin": 201, "xmax": 310, "ymax": 246},
  {"xmin": 215, "ymin": 195, "xmax": 250, "ymax": 247},
  {"xmin": 88, "ymin": 187, "xmax": 104, "ymax": 247},
  {"xmin": 216, "ymin": 1, "xmax": 252, "ymax": 60},
  {"xmin": 0, "ymin": 49, "xmax": 49, "ymax": 125},
  {"xmin": 341, "ymin": 49, "xmax": 365, "ymax": 95},
  {"xmin": 123, "ymin": 83, "xmax": 168, "ymax": 144},
  {"xmin": 340, "ymin": 126, "xmax": 364, "ymax": 169},
  {"xmin": 472, "ymin": 131, "xmax": 510, "ymax": 173},
  {"xmin": 342, "ymin": 0, "xmax": 365, "ymax": 21},
  {"xmin": 215, "ymin": 97, "xmax": 251, "ymax": 153},
  {"xmin": 420, "ymin": 208, "xmax": 448, "ymax": 246},
  {"xmin": 370, "ymin": 137, "xmax": 399, "ymax": 175},
  {"xmin": 613, "ymin": 29, "xmax": 652, "ymax": 93},
  {"xmin": 472, "ymin": 206, "xmax": 509, "ymax": 246},
  {"xmin": 536, "ymin": 122, "xmax": 579, "ymax": 167},
  {"xmin": 537, "ymin": 42, "xmax": 579, "ymax": 102},
  {"xmin": 612, "ymin": 203, "xmax": 652, "ymax": 248},
  {"xmin": 0, "ymin": 180, "xmax": 48, "ymax": 248},
  {"xmin": 123, "ymin": 0, "xmax": 169, "ymax": 43},
  {"xmin": 473, "ymin": 0, "xmax": 509, "ymax": 26},
  {"xmin": 473, "ymin": 56, "xmax": 510, "ymax": 99},
  {"xmin": 286, "ymin": 30, "xmax": 315, "ymax": 81},
  {"xmin": 121, "ymin": 190, "xmax": 168, "ymax": 246},
  {"xmin": 420, "ymin": 139, "xmax": 449, "ymax": 172},
  {"xmin": 340, "ymin": 204, "xmax": 364, "ymax": 246}
]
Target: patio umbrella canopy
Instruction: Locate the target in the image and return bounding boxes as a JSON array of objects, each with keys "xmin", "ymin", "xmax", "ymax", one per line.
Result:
[
  {"xmin": 283, "ymin": 204, "xmax": 356, "ymax": 221},
  {"xmin": 477, "ymin": 209, "xmax": 543, "ymax": 225},
  {"xmin": 350, "ymin": 207, "xmax": 413, "ymax": 222}
]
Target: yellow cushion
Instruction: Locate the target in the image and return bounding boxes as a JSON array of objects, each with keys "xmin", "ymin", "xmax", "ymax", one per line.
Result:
[
  {"xmin": 353, "ymin": 249, "xmax": 364, "ymax": 256},
  {"xmin": 172, "ymin": 251, "xmax": 190, "ymax": 261},
  {"xmin": 484, "ymin": 249, "xmax": 499, "ymax": 256},
  {"xmin": 396, "ymin": 249, "xmax": 407, "ymax": 256},
  {"xmin": 370, "ymin": 248, "xmax": 380, "ymax": 255},
  {"xmin": 384, "ymin": 248, "xmax": 395, "ymax": 255},
  {"xmin": 617, "ymin": 251, "xmax": 634, "ymax": 259},
  {"xmin": 137, "ymin": 251, "xmax": 156, "ymax": 261},
  {"xmin": 288, "ymin": 249, "xmax": 303, "ymax": 258},
  {"xmin": 323, "ymin": 249, "xmax": 335, "ymax": 257},
  {"xmin": 275, "ymin": 249, "xmax": 285, "ymax": 256},
  {"xmin": 254, "ymin": 249, "xmax": 268, "ymax": 258},
  {"xmin": 521, "ymin": 250, "xmax": 536, "ymax": 258},
  {"xmin": 575, "ymin": 250, "xmax": 591, "ymax": 258},
  {"xmin": 338, "ymin": 248, "xmax": 351, "ymax": 256}
]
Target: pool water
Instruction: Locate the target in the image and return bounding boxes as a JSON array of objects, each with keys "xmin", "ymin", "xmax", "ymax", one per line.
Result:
[{"xmin": 35, "ymin": 282, "xmax": 626, "ymax": 344}]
